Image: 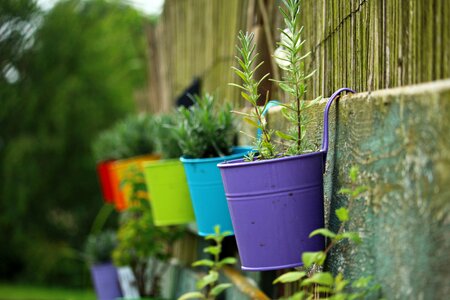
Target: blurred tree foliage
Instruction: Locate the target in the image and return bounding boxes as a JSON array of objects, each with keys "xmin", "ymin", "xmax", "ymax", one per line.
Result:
[{"xmin": 0, "ymin": 0, "xmax": 149, "ymax": 286}]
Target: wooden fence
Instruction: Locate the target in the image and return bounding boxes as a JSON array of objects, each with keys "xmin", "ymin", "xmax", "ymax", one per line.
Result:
[
  {"xmin": 144, "ymin": 0, "xmax": 450, "ymax": 111},
  {"xmin": 302, "ymin": 0, "xmax": 450, "ymax": 98}
]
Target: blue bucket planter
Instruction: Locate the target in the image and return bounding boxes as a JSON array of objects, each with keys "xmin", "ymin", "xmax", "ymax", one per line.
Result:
[{"xmin": 180, "ymin": 146, "xmax": 252, "ymax": 236}]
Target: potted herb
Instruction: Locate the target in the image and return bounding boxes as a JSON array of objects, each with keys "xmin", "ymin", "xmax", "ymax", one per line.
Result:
[
  {"xmin": 113, "ymin": 166, "xmax": 185, "ymax": 298},
  {"xmin": 92, "ymin": 129, "xmax": 128, "ymax": 204},
  {"xmin": 85, "ymin": 230, "xmax": 123, "ymax": 300},
  {"xmin": 218, "ymin": 0, "xmax": 355, "ymax": 271},
  {"xmin": 111, "ymin": 114, "xmax": 160, "ymax": 211},
  {"xmin": 143, "ymin": 114, "xmax": 195, "ymax": 226},
  {"xmin": 174, "ymin": 94, "xmax": 252, "ymax": 236}
]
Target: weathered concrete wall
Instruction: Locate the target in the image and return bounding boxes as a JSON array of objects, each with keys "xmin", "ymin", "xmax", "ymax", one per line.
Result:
[{"xmin": 263, "ymin": 80, "xmax": 450, "ymax": 298}]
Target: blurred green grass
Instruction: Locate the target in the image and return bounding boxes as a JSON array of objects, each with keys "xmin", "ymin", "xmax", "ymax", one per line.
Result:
[{"xmin": 0, "ymin": 283, "xmax": 95, "ymax": 300}]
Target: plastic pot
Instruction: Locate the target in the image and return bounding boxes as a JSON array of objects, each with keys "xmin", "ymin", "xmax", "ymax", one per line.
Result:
[
  {"xmin": 180, "ymin": 147, "xmax": 252, "ymax": 236},
  {"xmin": 143, "ymin": 159, "xmax": 195, "ymax": 226},
  {"xmin": 217, "ymin": 88, "xmax": 355, "ymax": 271}
]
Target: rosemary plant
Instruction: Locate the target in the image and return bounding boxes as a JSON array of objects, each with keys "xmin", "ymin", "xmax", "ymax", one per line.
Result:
[
  {"xmin": 231, "ymin": 0, "xmax": 320, "ymax": 159},
  {"xmin": 231, "ymin": 32, "xmax": 276, "ymax": 160},
  {"xmin": 174, "ymin": 94, "xmax": 236, "ymax": 159}
]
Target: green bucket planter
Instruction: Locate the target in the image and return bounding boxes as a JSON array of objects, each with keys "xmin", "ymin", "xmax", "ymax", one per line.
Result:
[{"xmin": 144, "ymin": 159, "xmax": 195, "ymax": 226}]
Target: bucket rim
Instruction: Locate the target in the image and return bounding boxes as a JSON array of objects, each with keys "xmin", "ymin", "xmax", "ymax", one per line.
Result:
[
  {"xmin": 180, "ymin": 146, "xmax": 253, "ymax": 164},
  {"xmin": 217, "ymin": 150, "xmax": 325, "ymax": 169},
  {"xmin": 113, "ymin": 153, "xmax": 160, "ymax": 165},
  {"xmin": 143, "ymin": 158, "xmax": 181, "ymax": 168}
]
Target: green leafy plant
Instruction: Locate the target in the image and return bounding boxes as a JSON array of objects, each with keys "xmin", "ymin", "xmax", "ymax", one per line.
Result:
[
  {"xmin": 116, "ymin": 114, "xmax": 157, "ymax": 157},
  {"xmin": 153, "ymin": 114, "xmax": 183, "ymax": 159},
  {"xmin": 273, "ymin": 166, "xmax": 381, "ymax": 299},
  {"xmin": 113, "ymin": 165, "xmax": 185, "ymax": 297},
  {"xmin": 231, "ymin": 0, "xmax": 321, "ymax": 160},
  {"xmin": 84, "ymin": 230, "xmax": 117, "ymax": 265},
  {"xmin": 174, "ymin": 94, "xmax": 236, "ymax": 159},
  {"xmin": 93, "ymin": 114, "xmax": 157, "ymax": 161},
  {"xmin": 178, "ymin": 225, "xmax": 236, "ymax": 300},
  {"xmin": 92, "ymin": 129, "xmax": 129, "ymax": 162}
]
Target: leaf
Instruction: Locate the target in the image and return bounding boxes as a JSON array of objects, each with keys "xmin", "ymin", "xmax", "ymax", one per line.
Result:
[
  {"xmin": 336, "ymin": 232, "xmax": 362, "ymax": 244},
  {"xmin": 240, "ymin": 92, "xmax": 252, "ymax": 102},
  {"xmin": 301, "ymin": 272, "xmax": 334, "ymax": 287},
  {"xmin": 209, "ymin": 283, "xmax": 232, "ymax": 297},
  {"xmin": 192, "ymin": 259, "xmax": 214, "ymax": 267},
  {"xmin": 353, "ymin": 185, "xmax": 368, "ymax": 197},
  {"xmin": 231, "ymin": 67, "xmax": 248, "ymax": 82},
  {"xmin": 178, "ymin": 291, "xmax": 205, "ymax": 300},
  {"xmin": 338, "ymin": 188, "xmax": 352, "ymax": 195},
  {"xmin": 273, "ymin": 271, "xmax": 306, "ymax": 284},
  {"xmin": 243, "ymin": 117, "xmax": 259, "ymax": 128},
  {"xmin": 334, "ymin": 273, "xmax": 348, "ymax": 292},
  {"xmin": 305, "ymin": 95, "xmax": 322, "ymax": 108},
  {"xmin": 290, "ymin": 291, "xmax": 306, "ymax": 300},
  {"xmin": 309, "ymin": 228, "xmax": 336, "ymax": 239},
  {"xmin": 228, "ymin": 82, "xmax": 246, "ymax": 91},
  {"xmin": 335, "ymin": 207, "xmax": 349, "ymax": 222},
  {"xmin": 316, "ymin": 286, "xmax": 333, "ymax": 293},
  {"xmin": 214, "ymin": 224, "xmax": 221, "ymax": 236},
  {"xmin": 203, "ymin": 246, "xmax": 221, "ymax": 256},
  {"xmin": 349, "ymin": 166, "xmax": 359, "ymax": 182},
  {"xmin": 196, "ymin": 270, "xmax": 219, "ymax": 289},
  {"xmin": 231, "ymin": 110, "xmax": 251, "ymax": 117},
  {"xmin": 222, "ymin": 230, "xmax": 233, "ymax": 237},
  {"xmin": 276, "ymin": 130, "xmax": 296, "ymax": 141},
  {"xmin": 218, "ymin": 257, "xmax": 237, "ymax": 266},
  {"xmin": 330, "ymin": 294, "xmax": 348, "ymax": 300},
  {"xmin": 302, "ymin": 251, "xmax": 326, "ymax": 268}
]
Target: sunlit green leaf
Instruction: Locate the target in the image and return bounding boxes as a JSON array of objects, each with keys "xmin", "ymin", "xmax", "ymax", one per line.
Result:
[
  {"xmin": 290, "ymin": 291, "xmax": 305, "ymax": 300},
  {"xmin": 209, "ymin": 283, "xmax": 232, "ymax": 297},
  {"xmin": 273, "ymin": 271, "xmax": 306, "ymax": 284},
  {"xmin": 301, "ymin": 272, "xmax": 334, "ymax": 287},
  {"xmin": 276, "ymin": 130, "xmax": 296, "ymax": 141},
  {"xmin": 203, "ymin": 246, "xmax": 221, "ymax": 255},
  {"xmin": 349, "ymin": 166, "xmax": 359, "ymax": 182},
  {"xmin": 338, "ymin": 188, "xmax": 352, "ymax": 195},
  {"xmin": 218, "ymin": 257, "xmax": 237, "ymax": 266},
  {"xmin": 244, "ymin": 117, "xmax": 259, "ymax": 128},
  {"xmin": 178, "ymin": 291, "xmax": 205, "ymax": 300},
  {"xmin": 336, "ymin": 232, "xmax": 362, "ymax": 244},
  {"xmin": 334, "ymin": 273, "xmax": 348, "ymax": 292},
  {"xmin": 335, "ymin": 207, "xmax": 349, "ymax": 222},
  {"xmin": 309, "ymin": 228, "xmax": 336, "ymax": 239},
  {"xmin": 196, "ymin": 270, "xmax": 219, "ymax": 289},
  {"xmin": 302, "ymin": 251, "xmax": 326, "ymax": 268},
  {"xmin": 192, "ymin": 259, "xmax": 214, "ymax": 267}
]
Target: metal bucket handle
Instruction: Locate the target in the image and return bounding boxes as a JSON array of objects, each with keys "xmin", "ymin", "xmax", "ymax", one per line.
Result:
[{"xmin": 321, "ymin": 87, "xmax": 356, "ymax": 167}]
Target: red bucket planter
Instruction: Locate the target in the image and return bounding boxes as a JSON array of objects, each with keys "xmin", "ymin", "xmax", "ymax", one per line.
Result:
[{"xmin": 96, "ymin": 160, "xmax": 116, "ymax": 203}]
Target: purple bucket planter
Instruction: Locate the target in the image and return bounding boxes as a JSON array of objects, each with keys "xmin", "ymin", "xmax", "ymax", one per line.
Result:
[
  {"xmin": 218, "ymin": 88, "xmax": 355, "ymax": 271},
  {"xmin": 90, "ymin": 263, "xmax": 123, "ymax": 300}
]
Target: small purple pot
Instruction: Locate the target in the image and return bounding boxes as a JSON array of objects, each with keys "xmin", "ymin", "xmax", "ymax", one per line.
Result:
[
  {"xmin": 90, "ymin": 263, "xmax": 123, "ymax": 300},
  {"xmin": 218, "ymin": 88, "xmax": 355, "ymax": 271}
]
